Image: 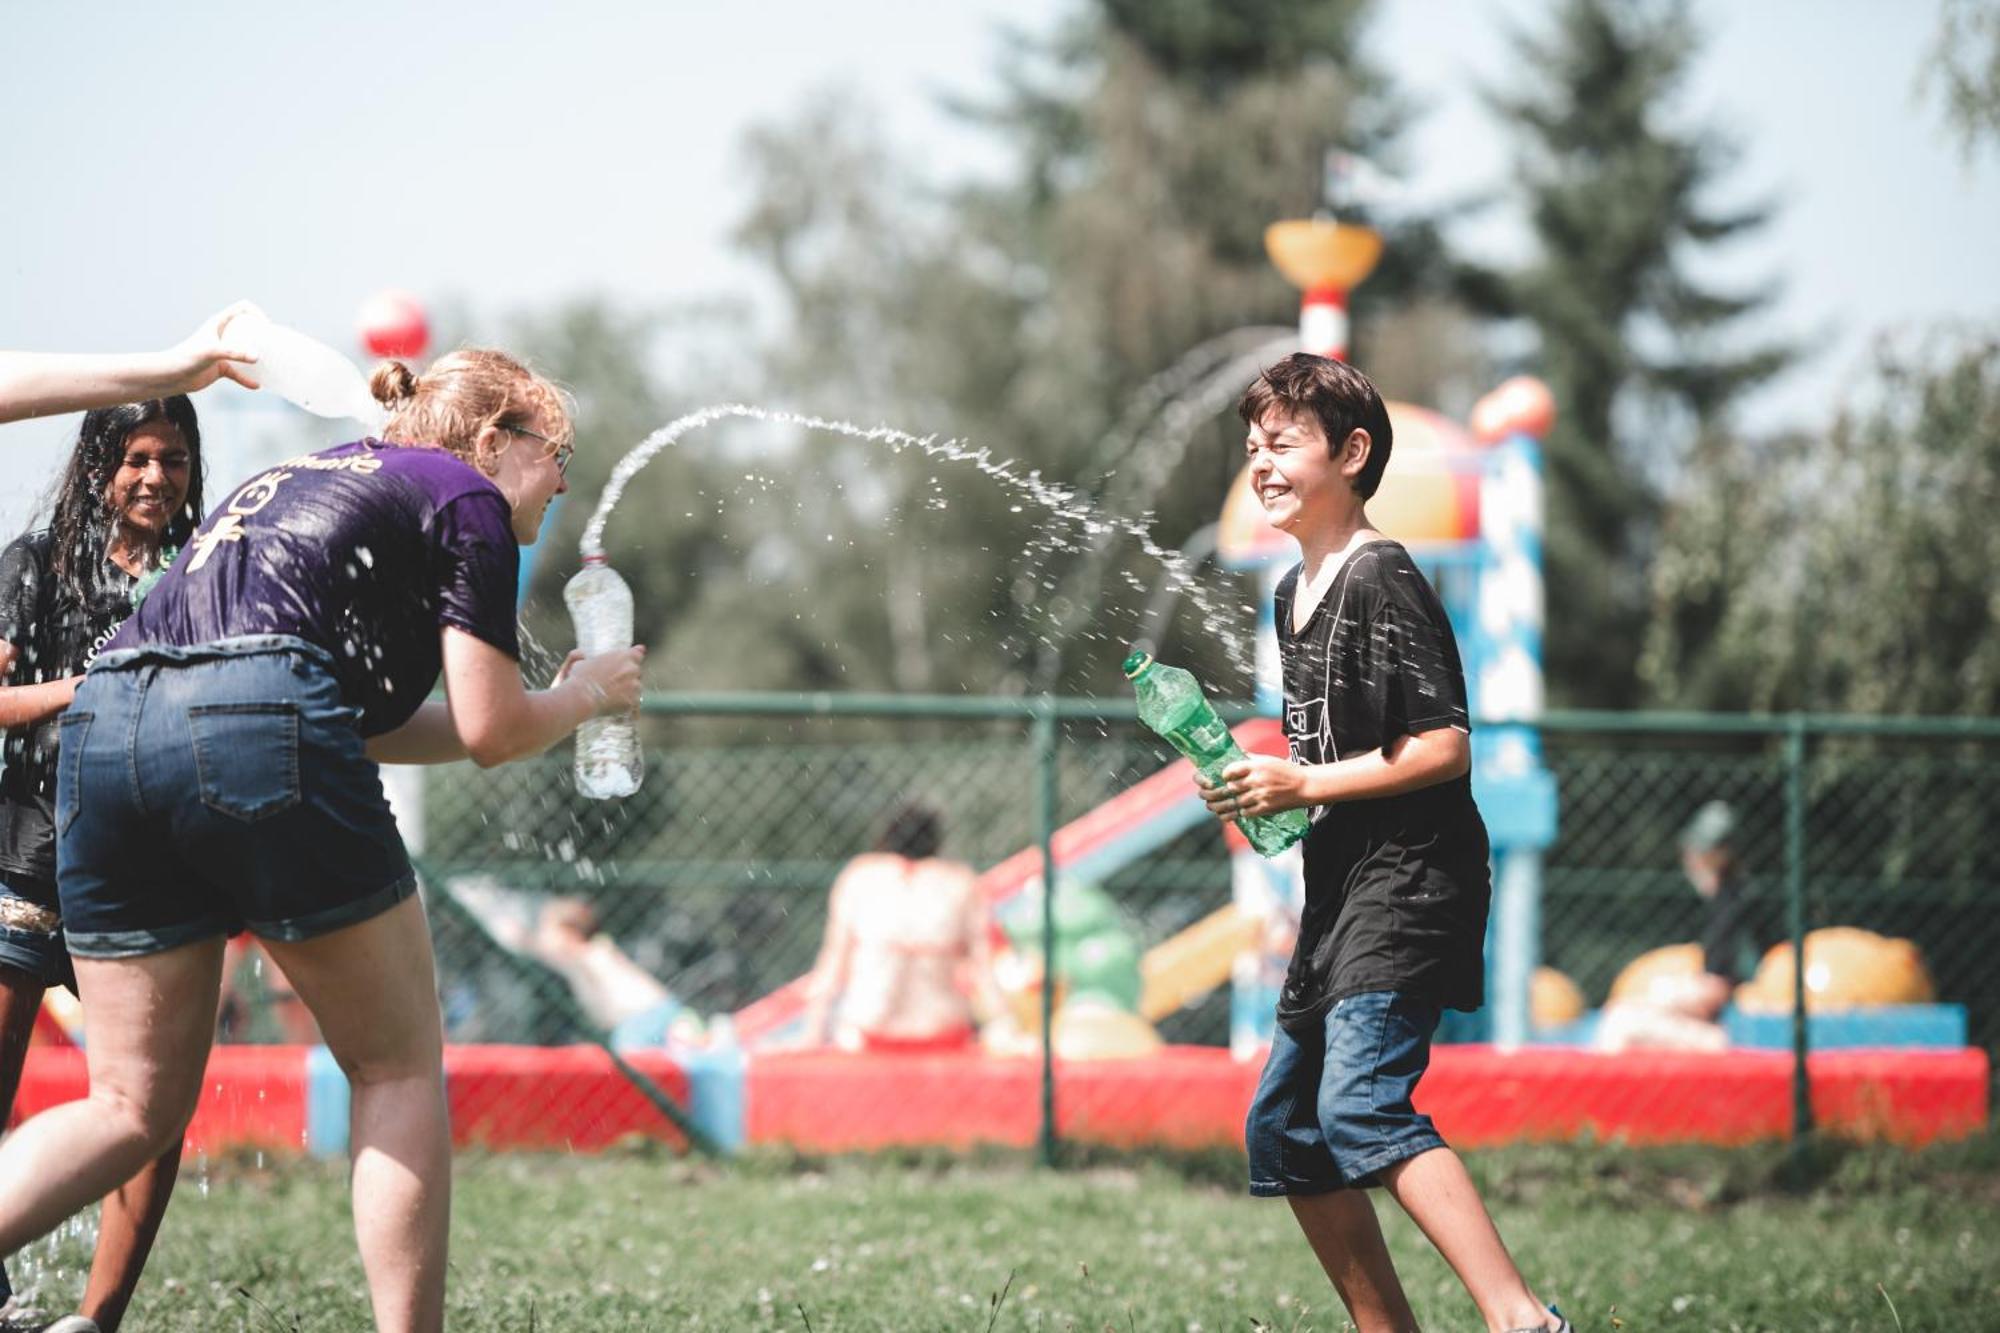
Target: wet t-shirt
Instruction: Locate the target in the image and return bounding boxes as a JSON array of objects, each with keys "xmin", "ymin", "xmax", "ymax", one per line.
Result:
[
  {"xmin": 109, "ymin": 440, "xmax": 521, "ymax": 736},
  {"xmin": 0, "ymin": 531, "xmax": 138, "ymax": 890},
  {"xmin": 1273, "ymin": 540, "xmax": 1491, "ymax": 1029}
]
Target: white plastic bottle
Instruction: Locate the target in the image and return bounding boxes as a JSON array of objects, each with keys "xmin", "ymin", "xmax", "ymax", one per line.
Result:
[
  {"xmin": 562, "ymin": 556, "xmax": 643, "ymax": 798},
  {"xmin": 226, "ymin": 309, "xmax": 387, "ymax": 430}
]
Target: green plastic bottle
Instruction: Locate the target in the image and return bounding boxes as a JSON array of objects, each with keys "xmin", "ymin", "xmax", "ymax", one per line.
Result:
[{"xmin": 1123, "ymin": 649, "xmax": 1310, "ymax": 857}]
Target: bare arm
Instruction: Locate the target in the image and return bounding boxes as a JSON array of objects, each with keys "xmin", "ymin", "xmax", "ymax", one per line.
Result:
[
  {"xmin": 1200, "ymin": 727, "xmax": 1472, "ymax": 820},
  {"xmin": 0, "ymin": 641, "xmax": 82, "ymax": 729},
  {"xmin": 368, "ymin": 650, "xmax": 609, "ymax": 765},
  {"xmin": 0, "ymin": 303, "xmax": 261, "ymax": 425},
  {"xmin": 801, "ymin": 876, "xmax": 856, "ymax": 1046},
  {"xmin": 432, "ymin": 627, "xmax": 643, "ymax": 769},
  {"xmin": 363, "ymin": 700, "xmax": 467, "ymax": 765}
]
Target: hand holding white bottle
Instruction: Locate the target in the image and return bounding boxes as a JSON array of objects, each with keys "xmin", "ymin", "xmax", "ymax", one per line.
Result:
[
  {"xmin": 224, "ymin": 309, "xmax": 387, "ymax": 430},
  {"xmin": 563, "ymin": 557, "xmax": 644, "ymax": 798}
]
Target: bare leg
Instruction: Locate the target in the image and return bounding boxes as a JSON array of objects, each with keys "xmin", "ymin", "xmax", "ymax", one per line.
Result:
[
  {"xmin": 0, "ymin": 943, "xmax": 222, "ymax": 1254},
  {"xmin": 0, "ymin": 964, "xmax": 186, "ymax": 1332},
  {"xmin": 0, "ymin": 967, "xmax": 48, "ymax": 1308},
  {"xmin": 78, "ymin": 1143, "xmax": 182, "ymax": 1333},
  {"xmin": 1378, "ymin": 1148, "xmax": 1550, "ymax": 1332},
  {"xmin": 262, "ymin": 950, "xmax": 322, "ymax": 1045},
  {"xmin": 1287, "ymin": 1190, "xmax": 1420, "ymax": 1333},
  {"xmin": 259, "ymin": 897, "xmax": 449, "ymax": 1333},
  {"xmin": 0, "ymin": 966, "xmax": 48, "ymax": 1121}
]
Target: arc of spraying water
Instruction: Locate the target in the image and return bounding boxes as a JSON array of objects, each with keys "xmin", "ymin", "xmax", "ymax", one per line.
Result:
[
  {"xmin": 1080, "ymin": 325, "xmax": 1297, "ymax": 486},
  {"xmin": 579, "ymin": 404, "xmax": 1254, "ymax": 671},
  {"xmin": 1012, "ymin": 328, "xmax": 1293, "ymax": 590},
  {"xmin": 1026, "ymin": 334, "xmax": 1298, "ymax": 685}
]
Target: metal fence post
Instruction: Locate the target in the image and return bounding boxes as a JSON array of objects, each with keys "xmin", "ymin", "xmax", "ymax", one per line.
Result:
[
  {"xmin": 1785, "ymin": 715, "xmax": 1814, "ymax": 1153},
  {"xmin": 1034, "ymin": 701, "xmax": 1060, "ymax": 1167}
]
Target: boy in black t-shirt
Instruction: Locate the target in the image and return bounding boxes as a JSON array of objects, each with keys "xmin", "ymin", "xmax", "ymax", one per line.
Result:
[{"xmin": 1200, "ymin": 354, "xmax": 1565, "ymax": 1333}]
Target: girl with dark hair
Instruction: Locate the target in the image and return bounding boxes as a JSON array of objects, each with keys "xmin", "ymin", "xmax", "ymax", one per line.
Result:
[
  {"xmin": 0, "ymin": 398, "xmax": 206, "ymax": 1333},
  {"xmin": 0, "ymin": 349, "xmax": 642, "ymax": 1333}
]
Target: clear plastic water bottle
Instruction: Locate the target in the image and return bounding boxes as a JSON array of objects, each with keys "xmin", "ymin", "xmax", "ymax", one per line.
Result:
[
  {"xmin": 1124, "ymin": 649, "xmax": 1309, "ymax": 857},
  {"xmin": 563, "ymin": 556, "xmax": 643, "ymax": 798},
  {"xmin": 226, "ymin": 309, "xmax": 386, "ymax": 429}
]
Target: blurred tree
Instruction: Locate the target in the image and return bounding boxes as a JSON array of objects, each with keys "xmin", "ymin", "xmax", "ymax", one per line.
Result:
[
  {"xmin": 1641, "ymin": 333, "xmax": 2000, "ymax": 714},
  {"xmin": 1490, "ymin": 0, "xmax": 1793, "ymax": 707},
  {"xmin": 1926, "ymin": 0, "xmax": 2000, "ymax": 157},
  {"xmin": 728, "ymin": 0, "xmax": 1478, "ymax": 697},
  {"xmin": 503, "ymin": 297, "xmax": 763, "ymax": 674}
]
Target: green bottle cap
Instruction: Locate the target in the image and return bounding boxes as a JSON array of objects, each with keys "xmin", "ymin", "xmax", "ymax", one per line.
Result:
[{"xmin": 1121, "ymin": 649, "xmax": 1152, "ymax": 678}]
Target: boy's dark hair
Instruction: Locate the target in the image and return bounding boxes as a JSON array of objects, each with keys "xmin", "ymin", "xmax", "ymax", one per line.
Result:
[
  {"xmin": 1237, "ymin": 353, "xmax": 1394, "ymax": 499},
  {"xmin": 874, "ymin": 802, "xmax": 942, "ymax": 860}
]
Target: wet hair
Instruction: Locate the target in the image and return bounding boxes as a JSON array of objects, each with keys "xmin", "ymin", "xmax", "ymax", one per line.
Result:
[
  {"xmin": 45, "ymin": 397, "xmax": 204, "ymax": 602},
  {"xmin": 371, "ymin": 349, "xmax": 573, "ymax": 473},
  {"xmin": 1237, "ymin": 353, "xmax": 1394, "ymax": 499},
  {"xmin": 873, "ymin": 802, "xmax": 943, "ymax": 860}
]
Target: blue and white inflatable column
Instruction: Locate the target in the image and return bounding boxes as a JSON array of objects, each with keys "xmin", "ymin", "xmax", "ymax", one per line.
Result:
[{"xmin": 1469, "ymin": 379, "xmax": 1560, "ymax": 1049}]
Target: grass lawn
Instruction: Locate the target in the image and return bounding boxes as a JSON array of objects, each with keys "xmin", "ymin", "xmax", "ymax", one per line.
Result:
[{"xmin": 7, "ymin": 1137, "xmax": 1996, "ymax": 1331}]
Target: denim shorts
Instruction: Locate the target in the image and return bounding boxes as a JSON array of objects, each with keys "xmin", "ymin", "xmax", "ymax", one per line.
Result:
[
  {"xmin": 0, "ymin": 873, "xmax": 75, "ymax": 991},
  {"xmin": 1246, "ymin": 990, "xmax": 1449, "ymax": 1195},
  {"xmin": 56, "ymin": 636, "xmax": 416, "ymax": 959}
]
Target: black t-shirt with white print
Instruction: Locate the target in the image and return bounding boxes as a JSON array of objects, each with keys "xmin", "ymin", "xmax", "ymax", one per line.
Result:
[
  {"xmin": 0, "ymin": 530, "xmax": 138, "ymax": 898},
  {"xmin": 1273, "ymin": 539, "xmax": 1491, "ymax": 1029}
]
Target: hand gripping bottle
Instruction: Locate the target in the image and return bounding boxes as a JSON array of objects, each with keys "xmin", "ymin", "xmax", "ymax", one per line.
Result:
[
  {"xmin": 563, "ymin": 556, "xmax": 643, "ymax": 798},
  {"xmin": 1123, "ymin": 649, "xmax": 1308, "ymax": 857},
  {"xmin": 224, "ymin": 309, "xmax": 387, "ymax": 430}
]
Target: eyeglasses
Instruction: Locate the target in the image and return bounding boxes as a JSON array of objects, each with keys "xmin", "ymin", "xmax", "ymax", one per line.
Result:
[{"xmin": 503, "ymin": 425, "xmax": 574, "ymax": 477}]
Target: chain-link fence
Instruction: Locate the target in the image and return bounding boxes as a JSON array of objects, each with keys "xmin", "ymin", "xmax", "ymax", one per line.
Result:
[
  {"xmin": 1530, "ymin": 715, "xmax": 1996, "ymax": 1152},
  {"xmin": 202, "ymin": 700, "xmax": 1997, "ymax": 1162},
  {"xmin": 411, "ymin": 698, "xmax": 1243, "ymax": 1157}
]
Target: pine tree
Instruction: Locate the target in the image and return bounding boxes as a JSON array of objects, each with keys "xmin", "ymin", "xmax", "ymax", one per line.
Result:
[
  {"xmin": 539, "ymin": 3, "xmax": 1478, "ymax": 699},
  {"xmin": 726, "ymin": 0, "xmax": 1472, "ymax": 696},
  {"xmin": 1642, "ymin": 334, "xmax": 2000, "ymax": 715},
  {"xmin": 1927, "ymin": 0, "xmax": 2000, "ymax": 158},
  {"xmin": 1491, "ymin": 0, "xmax": 1792, "ymax": 707}
]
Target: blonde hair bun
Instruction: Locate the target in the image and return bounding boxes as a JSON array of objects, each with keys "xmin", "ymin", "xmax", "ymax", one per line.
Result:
[
  {"xmin": 370, "ymin": 361, "xmax": 421, "ymax": 408},
  {"xmin": 372, "ymin": 348, "xmax": 573, "ymax": 468}
]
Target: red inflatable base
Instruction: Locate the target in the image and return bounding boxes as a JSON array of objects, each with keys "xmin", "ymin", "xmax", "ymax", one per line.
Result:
[
  {"xmin": 11, "ymin": 1044, "xmax": 1986, "ymax": 1155},
  {"xmin": 447, "ymin": 1046, "xmax": 691, "ymax": 1151},
  {"xmin": 747, "ymin": 1045, "xmax": 1990, "ymax": 1153},
  {"xmin": 11, "ymin": 1045, "xmax": 694, "ymax": 1155},
  {"xmin": 12, "ymin": 1046, "xmax": 312, "ymax": 1154}
]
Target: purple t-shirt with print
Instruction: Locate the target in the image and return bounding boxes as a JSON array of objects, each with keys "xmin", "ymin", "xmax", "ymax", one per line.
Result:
[{"xmin": 108, "ymin": 440, "xmax": 520, "ymax": 736}]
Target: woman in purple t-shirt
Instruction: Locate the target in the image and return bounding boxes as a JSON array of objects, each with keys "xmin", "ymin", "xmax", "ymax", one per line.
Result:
[{"xmin": 0, "ymin": 349, "xmax": 643, "ymax": 1333}]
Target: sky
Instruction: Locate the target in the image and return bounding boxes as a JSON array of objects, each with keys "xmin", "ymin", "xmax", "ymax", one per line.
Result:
[{"xmin": 3, "ymin": 0, "xmax": 1994, "ymax": 535}]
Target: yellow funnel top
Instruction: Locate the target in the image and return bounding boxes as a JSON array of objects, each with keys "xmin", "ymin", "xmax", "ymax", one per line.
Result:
[{"xmin": 1265, "ymin": 220, "xmax": 1383, "ymax": 292}]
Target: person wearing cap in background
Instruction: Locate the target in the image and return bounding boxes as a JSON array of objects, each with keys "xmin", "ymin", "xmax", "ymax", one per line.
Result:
[
  {"xmin": 1595, "ymin": 799, "xmax": 1761, "ymax": 1053},
  {"xmin": 1681, "ymin": 800, "xmax": 1760, "ymax": 997}
]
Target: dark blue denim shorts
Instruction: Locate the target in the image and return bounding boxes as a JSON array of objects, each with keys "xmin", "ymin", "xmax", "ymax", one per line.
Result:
[
  {"xmin": 56, "ymin": 636, "xmax": 416, "ymax": 959},
  {"xmin": 0, "ymin": 873, "xmax": 75, "ymax": 990},
  {"xmin": 1246, "ymin": 990, "xmax": 1450, "ymax": 1195}
]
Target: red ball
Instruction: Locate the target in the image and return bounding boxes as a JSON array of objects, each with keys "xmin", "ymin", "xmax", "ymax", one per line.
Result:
[{"xmin": 357, "ymin": 290, "xmax": 430, "ymax": 360}]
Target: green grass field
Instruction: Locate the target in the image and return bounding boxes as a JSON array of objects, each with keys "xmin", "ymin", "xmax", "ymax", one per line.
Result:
[{"xmin": 9, "ymin": 1137, "xmax": 1996, "ymax": 1331}]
